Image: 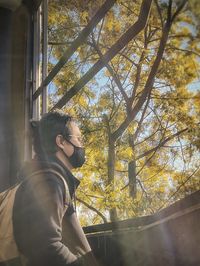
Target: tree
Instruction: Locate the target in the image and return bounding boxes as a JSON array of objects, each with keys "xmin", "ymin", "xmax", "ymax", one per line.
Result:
[{"xmin": 47, "ymin": 0, "xmax": 200, "ymax": 224}]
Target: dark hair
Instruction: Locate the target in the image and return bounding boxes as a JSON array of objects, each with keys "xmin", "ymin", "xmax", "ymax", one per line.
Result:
[{"xmin": 31, "ymin": 111, "xmax": 73, "ymax": 157}]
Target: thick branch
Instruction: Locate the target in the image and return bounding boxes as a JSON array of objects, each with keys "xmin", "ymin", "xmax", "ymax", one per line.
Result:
[
  {"xmin": 118, "ymin": 51, "xmax": 138, "ymax": 67},
  {"xmin": 91, "ymin": 37, "xmax": 130, "ymax": 109},
  {"xmin": 130, "ymin": 50, "xmax": 146, "ymax": 104},
  {"xmin": 154, "ymin": 0, "xmax": 164, "ymax": 28},
  {"xmin": 112, "ymin": 12, "xmax": 171, "ymax": 141},
  {"xmin": 132, "ymin": 95, "xmax": 150, "ymax": 141},
  {"xmin": 171, "ymin": 0, "xmax": 188, "ymax": 23},
  {"xmin": 52, "ymin": 0, "xmax": 153, "ymax": 110},
  {"xmin": 33, "ymin": 0, "xmax": 116, "ymax": 100}
]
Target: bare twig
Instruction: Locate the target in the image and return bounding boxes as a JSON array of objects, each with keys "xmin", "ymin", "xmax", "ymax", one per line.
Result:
[
  {"xmin": 171, "ymin": 0, "xmax": 188, "ymax": 23},
  {"xmin": 136, "ymin": 127, "xmax": 188, "ymax": 160},
  {"xmin": 91, "ymin": 36, "xmax": 131, "ymax": 109},
  {"xmin": 77, "ymin": 197, "xmax": 108, "ymax": 223},
  {"xmin": 158, "ymin": 166, "xmax": 200, "ymax": 210}
]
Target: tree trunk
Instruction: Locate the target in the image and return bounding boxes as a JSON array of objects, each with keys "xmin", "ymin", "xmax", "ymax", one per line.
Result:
[
  {"xmin": 107, "ymin": 135, "xmax": 118, "ymax": 221},
  {"xmin": 128, "ymin": 160, "xmax": 137, "ymax": 198}
]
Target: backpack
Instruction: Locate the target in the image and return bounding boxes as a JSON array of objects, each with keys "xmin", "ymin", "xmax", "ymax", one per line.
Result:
[{"xmin": 0, "ymin": 169, "xmax": 70, "ymax": 263}]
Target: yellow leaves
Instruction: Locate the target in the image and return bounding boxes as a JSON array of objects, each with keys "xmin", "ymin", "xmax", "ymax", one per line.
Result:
[
  {"xmin": 77, "ymin": 95, "xmax": 88, "ymax": 109},
  {"xmin": 104, "ymin": 69, "xmax": 110, "ymax": 77},
  {"xmin": 105, "ymin": 11, "xmax": 116, "ymax": 31},
  {"xmin": 77, "ymin": 45, "xmax": 87, "ymax": 61},
  {"xmin": 97, "ymin": 92, "xmax": 114, "ymax": 114},
  {"xmin": 114, "ymin": 22, "xmax": 121, "ymax": 33},
  {"xmin": 178, "ymin": 26, "xmax": 191, "ymax": 36},
  {"xmin": 189, "ymin": 0, "xmax": 200, "ymax": 21},
  {"xmin": 161, "ymin": 53, "xmax": 196, "ymax": 88},
  {"xmin": 107, "ymin": 17, "xmax": 114, "ymax": 32},
  {"xmin": 115, "ymin": 160, "xmax": 124, "ymax": 171},
  {"xmin": 103, "ymin": 180, "xmax": 126, "ymax": 209},
  {"xmin": 177, "ymin": 14, "xmax": 193, "ymax": 25},
  {"xmin": 158, "ymin": 86, "xmax": 198, "ymax": 129},
  {"xmin": 193, "ymin": 91, "xmax": 200, "ymax": 113},
  {"xmin": 80, "ymin": 11, "xmax": 88, "ymax": 24},
  {"xmin": 169, "ymin": 170, "xmax": 200, "ymax": 198},
  {"xmin": 186, "ymin": 123, "xmax": 200, "ymax": 149},
  {"xmin": 117, "ymin": 146, "xmax": 134, "ymax": 160},
  {"xmin": 48, "ymin": 0, "xmax": 200, "ymax": 223},
  {"xmin": 62, "ymin": 107, "xmax": 76, "ymax": 117},
  {"xmin": 103, "ymin": 9, "xmax": 122, "ymax": 46}
]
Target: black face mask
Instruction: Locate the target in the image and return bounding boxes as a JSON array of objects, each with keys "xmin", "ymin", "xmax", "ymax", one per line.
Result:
[{"xmin": 63, "ymin": 139, "xmax": 85, "ymax": 168}]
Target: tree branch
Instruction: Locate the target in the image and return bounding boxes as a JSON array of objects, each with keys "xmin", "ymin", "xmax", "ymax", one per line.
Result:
[
  {"xmin": 158, "ymin": 165, "xmax": 200, "ymax": 211},
  {"xmin": 51, "ymin": 0, "xmax": 153, "ymax": 110},
  {"xmin": 112, "ymin": 10, "xmax": 171, "ymax": 141},
  {"xmin": 136, "ymin": 127, "xmax": 188, "ymax": 160},
  {"xmin": 130, "ymin": 49, "xmax": 146, "ymax": 105},
  {"xmin": 135, "ymin": 120, "xmax": 170, "ymax": 177},
  {"xmin": 171, "ymin": 0, "xmax": 188, "ymax": 23},
  {"xmin": 132, "ymin": 94, "xmax": 151, "ymax": 141},
  {"xmin": 154, "ymin": 0, "xmax": 164, "ymax": 28},
  {"xmin": 33, "ymin": 0, "xmax": 117, "ymax": 100},
  {"xmin": 134, "ymin": 125, "xmax": 161, "ymax": 147},
  {"xmin": 166, "ymin": 45, "xmax": 200, "ymax": 57},
  {"xmin": 91, "ymin": 35, "xmax": 131, "ymax": 110},
  {"xmin": 77, "ymin": 197, "xmax": 108, "ymax": 223}
]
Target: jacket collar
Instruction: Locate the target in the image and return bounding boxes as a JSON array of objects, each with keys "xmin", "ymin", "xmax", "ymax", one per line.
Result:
[
  {"xmin": 19, "ymin": 155, "xmax": 80, "ymax": 197},
  {"xmin": 48, "ymin": 155, "xmax": 80, "ymax": 190}
]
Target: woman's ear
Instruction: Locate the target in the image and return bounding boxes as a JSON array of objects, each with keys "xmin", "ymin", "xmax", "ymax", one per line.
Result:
[{"xmin": 56, "ymin": 135, "xmax": 65, "ymax": 149}]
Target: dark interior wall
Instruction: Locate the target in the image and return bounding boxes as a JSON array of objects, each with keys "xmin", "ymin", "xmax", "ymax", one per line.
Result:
[
  {"xmin": 0, "ymin": 4, "xmax": 32, "ymax": 191},
  {"xmin": 0, "ymin": 8, "xmax": 14, "ymax": 191},
  {"xmin": 10, "ymin": 5, "xmax": 31, "ymax": 184},
  {"xmin": 0, "ymin": 1, "xmax": 43, "ymax": 191}
]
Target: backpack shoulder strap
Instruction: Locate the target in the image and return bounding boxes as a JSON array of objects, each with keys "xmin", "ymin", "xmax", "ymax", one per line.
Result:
[{"xmin": 28, "ymin": 169, "xmax": 71, "ymax": 208}]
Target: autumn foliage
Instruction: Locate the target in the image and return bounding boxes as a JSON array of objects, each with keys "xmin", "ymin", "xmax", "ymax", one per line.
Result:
[{"xmin": 47, "ymin": 0, "xmax": 200, "ymax": 225}]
